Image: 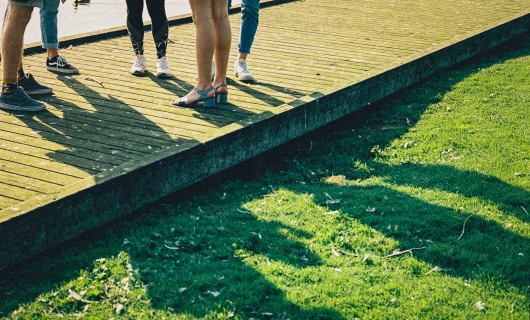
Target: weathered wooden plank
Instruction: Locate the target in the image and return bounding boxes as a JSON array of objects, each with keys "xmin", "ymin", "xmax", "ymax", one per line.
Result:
[
  {"xmin": 0, "ymin": 149, "xmax": 92, "ymax": 181},
  {"xmin": 0, "ymin": 181, "xmax": 42, "ymax": 201},
  {"xmin": 0, "ymin": 169, "xmax": 63, "ymax": 194},
  {"xmin": 0, "ymin": 194, "xmax": 20, "ymax": 209},
  {"xmin": 0, "ymin": 120, "xmax": 146, "ymax": 159},
  {"xmin": 0, "ymin": 111, "xmax": 171, "ymax": 153},
  {"xmin": 0, "ymin": 181, "xmax": 46, "ymax": 202},
  {"xmin": 0, "ymin": 137, "xmax": 124, "ymax": 169},
  {"xmin": 26, "ymin": 46, "xmax": 332, "ymax": 97},
  {"xmin": 23, "ymin": 59, "xmax": 285, "ymax": 116}
]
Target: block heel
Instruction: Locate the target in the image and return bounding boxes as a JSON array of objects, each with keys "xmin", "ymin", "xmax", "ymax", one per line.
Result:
[
  {"xmin": 203, "ymin": 96, "xmax": 216, "ymax": 107},
  {"xmin": 214, "ymin": 83, "xmax": 228, "ymax": 104}
]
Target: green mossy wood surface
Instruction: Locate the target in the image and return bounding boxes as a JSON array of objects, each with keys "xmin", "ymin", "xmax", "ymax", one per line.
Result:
[{"xmin": 0, "ymin": 0, "xmax": 528, "ymax": 269}]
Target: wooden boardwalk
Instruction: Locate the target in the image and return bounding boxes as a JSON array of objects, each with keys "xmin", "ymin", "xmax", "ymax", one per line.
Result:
[{"xmin": 0, "ymin": 0, "xmax": 528, "ymax": 269}]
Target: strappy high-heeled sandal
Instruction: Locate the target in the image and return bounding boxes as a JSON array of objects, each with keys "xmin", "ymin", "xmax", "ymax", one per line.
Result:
[
  {"xmin": 173, "ymin": 86, "xmax": 215, "ymax": 107},
  {"xmin": 213, "ymin": 82, "xmax": 228, "ymax": 104}
]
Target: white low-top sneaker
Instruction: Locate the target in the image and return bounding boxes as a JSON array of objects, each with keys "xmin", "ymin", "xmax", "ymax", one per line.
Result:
[
  {"xmin": 234, "ymin": 59, "xmax": 255, "ymax": 82},
  {"xmin": 130, "ymin": 55, "xmax": 147, "ymax": 76},
  {"xmin": 156, "ymin": 56, "xmax": 172, "ymax": 78}
]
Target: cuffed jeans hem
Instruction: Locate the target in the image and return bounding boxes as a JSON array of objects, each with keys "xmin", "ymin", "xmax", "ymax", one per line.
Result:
[
  {"xmin": 238, "ymin": 50, "xmax": 251, "ymax": 55},
  {"xmin": 42, "ymin": 43, "xmax": 59, "ymax": 49}
]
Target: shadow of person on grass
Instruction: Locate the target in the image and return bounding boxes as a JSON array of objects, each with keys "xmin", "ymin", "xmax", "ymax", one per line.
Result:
[
  {"xmin": 0, "ymin": 187, "xmax": 345, "ymax": 319},
  {"xmin": 123, "ymin": 196, "xmax": 345, "ymax": 319},
  {"xmin": 303, "ymin": 164, "xmax": 530, "ymax": 290},
  {"xmin": 225, "ymin": 33, "xmax": 530, "ymax": 291}
]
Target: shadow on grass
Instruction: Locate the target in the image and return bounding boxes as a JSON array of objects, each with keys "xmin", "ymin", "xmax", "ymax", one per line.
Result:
[
  {"xmin": 0, "ymin": 194, "xmax": 346, "ymax": 319},
  {"xmin": 256, "ymin": 33, "xmax": 530, "ymax": 289},
  {"xmin": 123, "ymin": 205, "xmax": 343, "ymax": 319},
  {"xmin": 307, "ymin": 166, "xmax": 530, "ymax": 288},
  {"xmin": 0, "ymin": 33, "xmax": 528, "ymax": 318}
]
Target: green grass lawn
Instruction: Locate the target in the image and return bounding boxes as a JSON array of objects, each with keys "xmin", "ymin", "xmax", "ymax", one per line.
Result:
[{"xmin": 1, "ymin": 34, "xmax": 529, "ymax": 319}]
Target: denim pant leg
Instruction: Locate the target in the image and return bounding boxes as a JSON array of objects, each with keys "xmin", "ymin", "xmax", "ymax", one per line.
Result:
[
  {"xmin": 238, "ymin": 0, "xmax": 260, "ymax": 54},
  {"xmin": 40, "ymin": 0, "xmax": 60, "ymax": 49}
]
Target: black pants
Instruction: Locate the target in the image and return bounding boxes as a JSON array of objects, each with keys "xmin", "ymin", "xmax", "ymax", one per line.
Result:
[{"xmin": 126, "ymin": 0, "xmax": 168, "ymax": 59}]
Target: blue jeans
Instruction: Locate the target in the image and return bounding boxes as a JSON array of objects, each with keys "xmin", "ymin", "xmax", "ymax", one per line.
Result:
[
  {"xmin": 230, "ymin": 0, "xmax": 259, "ymax": 54},
  {"xmin": 39, "ymin": 0, "xmax": 59, "ymax": 49}
]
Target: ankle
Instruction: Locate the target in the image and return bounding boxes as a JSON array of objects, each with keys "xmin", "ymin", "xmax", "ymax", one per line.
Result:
[
  {"xmin": 47, "ymin": 48, "xmax": 59, "ymax": 59},
  {"xmin": 2, "ymin": 82, "xmax": 18, "ymax": 94},
  {"xmin": 17, "ymin": 69, "xmax": 25, "ymax": 81},
  {"xmin": 213, "ymin": 83, "xmax": 228, "ymax": 94},
  {"xmin": 196, "ymin": 82, "xmax": 213, "ymax": 91}
]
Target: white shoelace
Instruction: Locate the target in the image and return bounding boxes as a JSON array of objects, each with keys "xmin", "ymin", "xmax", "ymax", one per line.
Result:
[
  {"xmin": 134, "ymin": 57, "xmax": 146, "ymax": 68},
  {"xmin": 238, "ymin": 61, "xmax": 250, "ymax": 73},
  {"xmin": 56, "ymin": 56, "xmax": 68, "ymax": 67}
]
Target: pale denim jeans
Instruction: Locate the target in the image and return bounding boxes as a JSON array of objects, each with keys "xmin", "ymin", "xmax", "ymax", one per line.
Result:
[
  {"xmin": 230, "ymin": 0, "xmax": 260, "ymax": 54},
  {"xmin": 39, "ymin": 0, "xmax": 60, "ymax": 49}
]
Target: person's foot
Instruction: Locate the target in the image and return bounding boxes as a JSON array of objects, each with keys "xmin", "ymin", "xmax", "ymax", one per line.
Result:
[
  {"xmin": 46, "ymin": 55, "xmax": 80, "ymax": 74},
  {"xmin": 234, "ymin": 59, "xmax": 255, "ymax": 82},
  {"xmin": 130, "ymin": 55, "xmax": 147, "ymax": 76},
  {"xmin": 0, "ymin": 86, "xmax": 46, "ymax": 112},
  {"xmin": 18, "ymin": 73, "xmax": 53, "ymax": 96},
  {"xmin": 156, "ymin": 56, "xmax": 172, "ymax": 78},
  {"xmin": 172, "ymin": 86, "xmax": 215, "ymax": 107}
]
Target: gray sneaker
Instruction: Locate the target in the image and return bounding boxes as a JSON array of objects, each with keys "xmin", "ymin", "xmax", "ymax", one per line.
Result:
[
  {"xmin": 0, "ymin": 87, "xmax": 46, "ymax": 112},
  {"xmin": 18, "ymin": 73, "xmax": 53, "ymax": 96}
]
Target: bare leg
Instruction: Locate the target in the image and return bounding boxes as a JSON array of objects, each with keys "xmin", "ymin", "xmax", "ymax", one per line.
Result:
[
  {"xmin": 174, "ymin": 0, "xmax": 216, "ymax": 105},
  {"xmin": 189, "ymin": 0, "xmax": 214, "ymax": 91},
  {"xmin": 175, "ymin": 0, "xmax": 231, "ymax": 106},
  {"xmin": 0, "ymin": 5, "xmax": 46, "ymax": 111},
  {"xmin": 212, "ymin": 0, "xmax": 231, "ymax": 91},
  {"xmin": 2, "ymin": 5, "xmax": 33, "ymax": 84}
]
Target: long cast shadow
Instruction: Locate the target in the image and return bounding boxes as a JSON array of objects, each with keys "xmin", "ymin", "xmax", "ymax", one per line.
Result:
[
  {"xmin": 304, "ymin": 166, "xmax": 530, "ymax": 290},
  {"xmin": 266, "ymin": 34, "xmax": 530, "ymax": 290},
  {"xmin": 0, "ymin": 186, "xmax": 346, "ymax": 319},
  {"xmin": 14, "ymin": 74, "xmax": 194, "ymax": 181},
  {"xmin": 0, "ymin": 25, "xmax": 527, "ymax": 319}
]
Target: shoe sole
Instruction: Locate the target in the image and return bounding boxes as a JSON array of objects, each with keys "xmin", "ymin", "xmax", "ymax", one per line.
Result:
[
  {"xmin": 235, "ymin": 72, "xmax": 255, "ymax": 83},
  {"xmin": 46, "ymin": 66, "xmax": 80, "ymax": 75},
  {"xmin": 131, "ymin": 70, "xmax": 147, "ymax": 76},
  {"xmin": 157, "ymin": 73, "xmax": 172, "ymax": 79},
  {"xmin": 0, "ymin": 102, "xmax": 46, "ymax": 112},
  {"xmin": 24, "ymin": 89, "xmax": 53, "ymax": 96}
]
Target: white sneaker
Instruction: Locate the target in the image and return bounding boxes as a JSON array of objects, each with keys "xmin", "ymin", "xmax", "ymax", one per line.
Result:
[
  {"xmin": 234, "ymin": 59, "xmax": 255, "ymax": 82},
  {"xmin": 156, "ymin": 56, "xmax": 172, "ymax": 78},
  {"xmin": 130, "ymin": 55, "xmax": 147, "ymax": 76}
]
